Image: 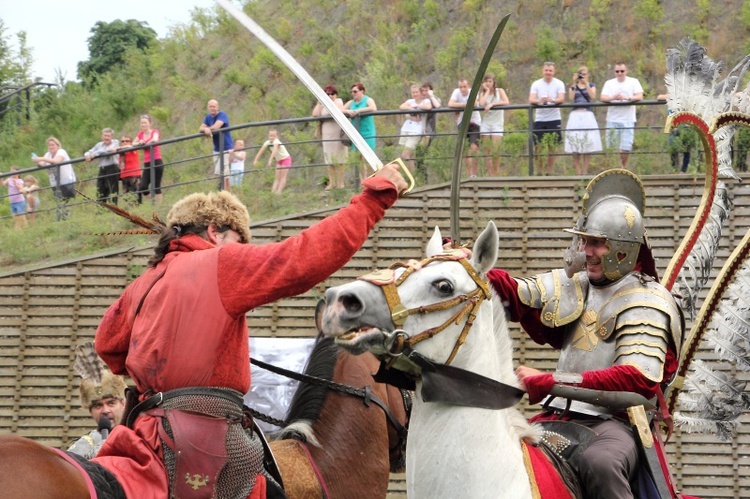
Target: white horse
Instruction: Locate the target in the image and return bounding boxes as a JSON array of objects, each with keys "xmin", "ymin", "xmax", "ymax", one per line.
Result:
[{"xmin": 321, "ymin": 221, "xmax": 542, "ymax": 498}]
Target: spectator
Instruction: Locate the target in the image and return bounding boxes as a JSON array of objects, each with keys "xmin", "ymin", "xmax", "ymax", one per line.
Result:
[
  {"xmin": 448, "ymin": 77, "xmax": 482, "ymax": 177},
  {"xmin": 85, "ymin": 128, "xmax": 120, "ymax": 205},
  {"xmin": 200, "ymin": 99, "xmax": 234, "ymax": 192},
  {"xmin": 2, "ymin": 166, "xmax": 27, "ymax": 229},
  {"xmin": 118, "ymin": 135, "xmax": 141, "ymax": 203},
  {"xmin": 600, "ymin": 62, "xmax": 644, "ymax": 169},
  {"xmin": 22, "ymin": 175, "xmax": 40, "ymax": 223},
  {"xmin": 565, "ymin": 65, "xmax": 603, "ymax": 175},
  {"xmin": 529, "ymin": 61, "xmax": 565, "ymax": 176},
  {"xmin": 657, "ymin": 92, "xmax": 693, "ymax": 173},
  {"xmin": 68, "ymin": 342, "xmax": 127, "ymax": 461},
  {"xmin": 343, "ymin": 82, "xmax": 378, "ymax": 184},
  {"xmin": 398, "ymin": 84, "xmax": 433, "ymax": 169},
  {"xmin": 229, "ymin": 139, "xmax": 247, "ymax": 188},
  {"xmin": 133, "ymin": 114, "xmax": 164, "ymax": 205},
  {"xmin": 478, "ymin": 73, "xmax": 509, "ymax": 176},
  {"xmin": 415, "ymin": 82, "xmax": 442, "ymax": 181},
  {"xmin": 312, "ymin": 84, "xmax": 349, "ymax": 190},
  {"xmin": 253, "ymin": 128, "xmax": 292, "ymax": 194},
  {"xmin": 32, "ymin": 136, "xmax": 76, "ymax": 221}
]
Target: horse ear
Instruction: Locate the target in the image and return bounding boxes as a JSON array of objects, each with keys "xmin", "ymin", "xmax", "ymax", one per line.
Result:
[
  {"xmin": 471, "ymin": 221, "xmax": 499, "ymax": 274},
  {"xmin": 426, "ymin": 226, "xmax": 443, "ymax": 257}
]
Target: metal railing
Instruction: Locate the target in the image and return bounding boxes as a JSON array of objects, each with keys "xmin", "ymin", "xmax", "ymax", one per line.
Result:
[{"xmin": 0, "ymin": 99, "xmax": 719, "ymax": 221}]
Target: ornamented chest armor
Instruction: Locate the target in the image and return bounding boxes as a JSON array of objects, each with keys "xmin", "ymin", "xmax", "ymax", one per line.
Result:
[{"xmin": 516, "ymin": 269, "xmax": 682, "ymax": 416}]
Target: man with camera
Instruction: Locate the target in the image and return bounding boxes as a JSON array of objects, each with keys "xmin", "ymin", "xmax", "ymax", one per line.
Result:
[{"xmin": 600, "ymin": 63, "xmax": 644, "ymax": 168}]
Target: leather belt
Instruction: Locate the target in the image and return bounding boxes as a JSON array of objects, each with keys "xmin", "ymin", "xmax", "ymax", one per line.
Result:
[{"xmin": 126, "ymin": 387, "xmax": 245, "ymax": 427}]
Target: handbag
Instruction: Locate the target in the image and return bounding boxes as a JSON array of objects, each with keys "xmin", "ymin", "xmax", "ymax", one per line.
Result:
[{"xmin": 340, "ymin": 129, "xmax": 352, "ymax": 147}]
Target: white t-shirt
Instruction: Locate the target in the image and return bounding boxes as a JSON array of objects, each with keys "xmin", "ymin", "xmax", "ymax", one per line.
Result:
[
  {"xmin": 529, "ymin": 78, "xmax": 565, "ymax": 122},
  {"xmin": 400, "ymin": 98, "xmax": 427, "ymax": 135},
  {"xmin": 601, "ymin": 76, "xmax": 644, "ymax": 123},
  {"xmin": 263, "ymin": 139, "xmax": 290, "ymax": 161},
  {"xmin": 450, "ymin": 88, "xmax": 481, "ymax": 125},
  {"xmin": 43, "ymin": 149, "xmax": 76, "ymax": 186}
]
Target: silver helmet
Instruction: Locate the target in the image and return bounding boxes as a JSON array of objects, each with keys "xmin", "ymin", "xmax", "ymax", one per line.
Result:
[{"xmin": 564, "ymin": 169, "xmax": 647, "ymax": 281}]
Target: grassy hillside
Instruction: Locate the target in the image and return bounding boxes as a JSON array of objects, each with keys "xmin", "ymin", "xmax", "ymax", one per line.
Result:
[{"xmin": 2, "ymin": 0, "xmax": 750, "ymax": 268}]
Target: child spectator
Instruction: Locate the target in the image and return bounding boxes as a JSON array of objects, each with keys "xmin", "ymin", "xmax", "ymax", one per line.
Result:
[
  {"xmin": 22, "ymin": 175, "xmax": 40, "ymax": 223},
  {"xmin": 229, "ymin": 139, "xmax": 246, "ymax": 188},
  {"xmin": 398, "ymin": 84, "xmax": 433, "ymax": 169},
  {"xmin": 118, "ymin": 135, "xmax": 141, "ymax": 202},
  {"xmin": 3, "ymin": 166, "xmax": 28, "ymax": 229},
  {"xmin": 254, "ymin": 129, "xmax": 292, "ymax": 194}
]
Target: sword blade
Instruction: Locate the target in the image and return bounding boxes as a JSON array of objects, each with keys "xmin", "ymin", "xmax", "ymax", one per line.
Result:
[
  {"xmin": 215, "ymin": 0, "xmax": 381, "ymax": 171},
  {"xmin": 450, "ymin": 15, "xmax": 510, "ymax": 245}
]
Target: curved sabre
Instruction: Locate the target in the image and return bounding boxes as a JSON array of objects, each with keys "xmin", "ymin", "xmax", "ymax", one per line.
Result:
[
  {"xmin": 450, "ymin": 15, "xmax": 510, "ymax": 246},
  {"xmin": 215, "ymin": 0, "xmax": 381, "ymax": 171}
]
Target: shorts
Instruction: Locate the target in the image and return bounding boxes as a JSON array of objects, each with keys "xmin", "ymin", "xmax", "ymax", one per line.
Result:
[
  {"xmin": 10, "ymin": 200, "xmax": 26, "ymax": 215},
  {"xmin": 480, "ymin": 123, "xmax": 504, "ymax": 136},
  {"xmin": 276, "ymin": 156, "xmax": 292, "ymax": 169},
  {"xmin": 213, "ymin": 151, "xmax": 233, "ymax": 175},
  {"xmin": 606, "ymin": 122, "xmax": 635, "ymax": 151},
  {"xmin": 533, "ymin": 120, "xmax": 562, "ymax": 145},
  {"xmin": 465, "ymin": 123, "xmax": 481, "ymax": 146},
  {"xmin": 399, "ymin": 132, "xmax": 422, "ymax": 150}
]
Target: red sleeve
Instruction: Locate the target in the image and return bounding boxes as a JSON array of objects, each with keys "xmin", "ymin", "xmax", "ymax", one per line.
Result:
[
  {"xmin": 487, "ymin": 268, "xmax": 565, "ymax": 349},
  {"xmin": 524, "ymin": 348, "xmax": 678, "ymax": 405},
  {"xmin": 218, "ymin": 176, "xmax": 399, "ymax": 317}
]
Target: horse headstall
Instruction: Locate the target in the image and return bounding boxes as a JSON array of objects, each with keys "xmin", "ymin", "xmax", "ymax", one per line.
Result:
[{"xmin": 358, "ymin": 249, "xmax": 491, "ymax": 365}]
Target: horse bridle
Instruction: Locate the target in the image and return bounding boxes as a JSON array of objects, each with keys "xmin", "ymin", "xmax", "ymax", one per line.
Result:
[{"xmin": 357, "ymin": 248, "xmax": 491, "ymax": 366}]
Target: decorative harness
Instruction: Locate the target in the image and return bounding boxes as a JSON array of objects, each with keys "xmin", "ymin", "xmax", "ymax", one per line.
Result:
[
  {"xmin": 357, "ymin": 247, "xmax": 525, "ymax": 410},
  {"xmin": 358, "ymin": 248, "xmax": 490, "ymax": 366}
]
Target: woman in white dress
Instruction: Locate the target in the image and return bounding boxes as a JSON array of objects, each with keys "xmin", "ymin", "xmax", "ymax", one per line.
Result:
[
  {"xmin": 564, "ymin": 65, "xmax": 602, "ymax": 175},
  {"xmin": 478, "ymin": 73, "xmax": 509, "ymax": 176},
  {"xmin": 312, "ymin": 84, "xmax": 349, "ymax": 190}
]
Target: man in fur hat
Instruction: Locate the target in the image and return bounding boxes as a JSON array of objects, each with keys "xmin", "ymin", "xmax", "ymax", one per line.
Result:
[
  {"xmin": 67, "ymin": 370, "xmax": 127, "ymax": 460},
  {"xmin": 92, "ymin": 163, "xmax": 407, "ymax": 498}
]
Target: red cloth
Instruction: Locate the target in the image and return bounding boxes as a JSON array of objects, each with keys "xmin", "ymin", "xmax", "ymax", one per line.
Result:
[
  {"xmin": 521, "ymin": 441, "xmax": 573, "ymax": 499},
  {"xmin": 487, "ymin": 268, "xmax": 678, "ymax": 404},
  {"xmin": 93, "ymin": 176, "xmax": 398, "ymax": 498},
  {"xmin": 120, "ymin": 150, "xmax": 141, "ymax": 179},
  {"xmin": 137, "ymin": 129, "xmax": 162, "ymax": 162}
]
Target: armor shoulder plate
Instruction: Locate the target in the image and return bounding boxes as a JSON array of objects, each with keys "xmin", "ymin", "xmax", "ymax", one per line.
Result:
[
  {"xmin": 596, "ymin": 278, "xmax": 682, "ymax": 382},
  {"xmin": 516, "ymin": 269, "xmax": 588, "ymax": 328}
]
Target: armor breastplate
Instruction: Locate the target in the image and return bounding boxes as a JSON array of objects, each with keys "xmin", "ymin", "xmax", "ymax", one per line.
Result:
[{"xmin": 518, "ymin": 271, "xmax": 682, "ymax": 417}]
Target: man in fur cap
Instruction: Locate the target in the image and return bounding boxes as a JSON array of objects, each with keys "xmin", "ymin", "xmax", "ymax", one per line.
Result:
[
  {"xmin": 67, "ymin": 368, "xmax": 127, "ymax": 460},
  {"xmin": 92, "ymin": 163, "xmax": 407, "ymax": 498}
]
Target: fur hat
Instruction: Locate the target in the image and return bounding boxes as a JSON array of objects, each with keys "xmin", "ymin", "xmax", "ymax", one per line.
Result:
[
  {"xmin": 167, "ymin": 191, "xmax": 251, "ymax": 243},
  {"xmin": 79, "ymin": 370, "xmax": 127, "ymax": 411}
]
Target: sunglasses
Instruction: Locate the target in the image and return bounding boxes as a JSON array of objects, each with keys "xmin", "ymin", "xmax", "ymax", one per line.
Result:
[
  {"xmin": 615, "ymin": 70, "xmax": 625, "ymax": 73},
  {"xmin": 326, "ymin": 92, "xmax": 335, "ymax": 96},
  {"xmin": 122, "ymin": 140, "xmax": 132, "ymax": 143},
  {"xmin": 351, "ymin": 89, "xmax": 360, "ymax": 93}
]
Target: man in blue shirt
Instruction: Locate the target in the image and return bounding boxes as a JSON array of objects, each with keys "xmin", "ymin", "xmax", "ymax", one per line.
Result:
[{"xmin": 199, "ymin": 99, "xmax": 234, "ymax": 191}]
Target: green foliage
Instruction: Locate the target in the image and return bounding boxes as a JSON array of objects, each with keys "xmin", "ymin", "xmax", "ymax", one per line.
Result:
[
  {"xmin": 534, "ymin": 23, "xmax": 560, "ymax": 64},
  {"xmin": 77, "ymin": 19, "xmax": 157, "ymax": 85}
]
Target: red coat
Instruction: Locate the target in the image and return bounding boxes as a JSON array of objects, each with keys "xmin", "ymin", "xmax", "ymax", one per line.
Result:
[{"xmin": 92, "ymin": 176, "xmax": 398, "ymax": 498}]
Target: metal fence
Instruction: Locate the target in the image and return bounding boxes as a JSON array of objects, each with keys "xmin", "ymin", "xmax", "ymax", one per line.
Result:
[{"xmin": 0, "ymin": 99, "xmax": 728, "ymax": 222}]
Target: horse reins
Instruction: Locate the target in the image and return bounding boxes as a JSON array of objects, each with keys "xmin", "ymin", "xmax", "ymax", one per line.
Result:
[
  {"xmin": 358, "ymin": 248, "xmax": 491, "ymax": 365},
  {"xmin": 249, "ymin": 356, "xmax": 410, "ymax": 446}
]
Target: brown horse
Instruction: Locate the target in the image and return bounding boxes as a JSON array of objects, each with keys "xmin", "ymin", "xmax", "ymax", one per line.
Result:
[{"xmin": 0, "ymin": 337, "xmax": 408, "ymax": 499}]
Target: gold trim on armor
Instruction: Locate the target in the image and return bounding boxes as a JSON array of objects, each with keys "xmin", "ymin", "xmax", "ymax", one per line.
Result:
[
  {"xmin": 615, "ymin": 318, "xmax": 672, "ymax": 333},
  {"xmin": 627, "ymin": 405, "xmax": 653, "ymax": 448},
  {"xmin": 619, "ymin": 360, "xmax": 665, "ymax": 382},
  {"xmin": 615, "ymin": 347, "xmax": 667, "ymax": 361},
  {"xmin": 616, "ymin": 338, "xmax": 668, "ymax": 354}
]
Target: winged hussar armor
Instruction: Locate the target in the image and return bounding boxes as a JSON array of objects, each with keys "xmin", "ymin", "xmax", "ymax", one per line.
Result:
[{"xmin": 517, "ymin": 269, "xmax": 682, "ymax": 416}]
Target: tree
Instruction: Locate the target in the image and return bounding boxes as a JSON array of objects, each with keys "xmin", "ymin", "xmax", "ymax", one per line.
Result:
[{"xmin": 77, "ymin": 19, "xmax": 157, "ymax": 85}]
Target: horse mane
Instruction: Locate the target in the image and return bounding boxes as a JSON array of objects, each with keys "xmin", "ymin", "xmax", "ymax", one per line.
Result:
[{"xmin": 281, "ymin": 336, "xmax": 339, "ymax": 430}]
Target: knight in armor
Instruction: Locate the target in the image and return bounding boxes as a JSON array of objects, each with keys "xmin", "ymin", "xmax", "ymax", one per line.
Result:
[
  {"xmin": 487, "ymin": 169, "xmax": 681, "ymax": 499},
  {"xmin": 91, "ymin": 164, "xmax": 407, "ymax": 498},
  {"xmin": 68, "ymin": 358, "xmax": 127, "ymax": 460}
]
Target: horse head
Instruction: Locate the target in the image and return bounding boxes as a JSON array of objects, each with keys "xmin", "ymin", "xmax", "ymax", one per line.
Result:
[{"xmin": 321, "ymin": 221, "xmax": 500, "ymax": 376}]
